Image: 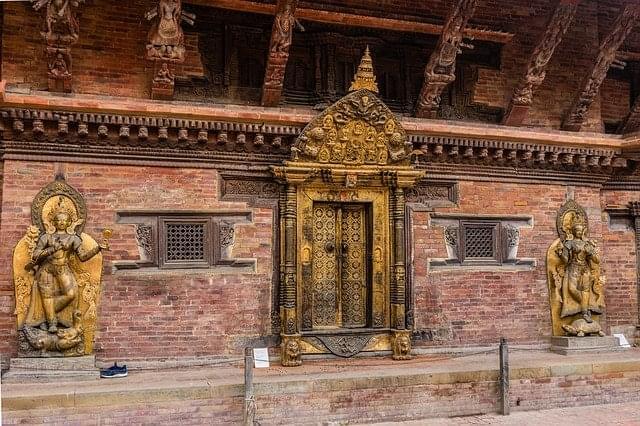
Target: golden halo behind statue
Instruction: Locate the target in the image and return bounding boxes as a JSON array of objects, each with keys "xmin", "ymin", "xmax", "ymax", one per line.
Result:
[
  {"xmin": 31, "ymin": 176, "xmax": 87, "ymax": 235},
  {"xmin": 556, "ymin": 199, "xmax": 588, "ymax": 241}
]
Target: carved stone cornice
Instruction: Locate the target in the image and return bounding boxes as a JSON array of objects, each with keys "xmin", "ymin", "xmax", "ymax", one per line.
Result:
[
  {"xmin": 414, "ymin": 0, "xmax": 478, "ymax": 119},
  {"xmin": 1, "ymin": 106, "xmax": 635, "ymax": 184},
  {"xmin": 504, "ymin": 0, "xmax": 580, "ymax": 126},
  {"xmin": 562, "ymin": 3, "xmax": 640, "ymax": 132}
]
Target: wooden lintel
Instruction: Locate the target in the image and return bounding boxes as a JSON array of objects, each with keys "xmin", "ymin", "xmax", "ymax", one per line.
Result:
[
  {"xmin": 562, "ymin": 3, "xmax": 640, "ymax": 132},
  {"xmin": 261, "ymin": 0, "xmax": 299, "ymax": 107},
  {"xmin": 503, "ymin": 0, "xmax": 580, "ymax": 126},
  {"xmin": 189, "ymin": 0, "xmax": 513, "ymax": 44},
  {"xmin": 414, "ymin": 0, "xmax": 479, "ymax": 119}
]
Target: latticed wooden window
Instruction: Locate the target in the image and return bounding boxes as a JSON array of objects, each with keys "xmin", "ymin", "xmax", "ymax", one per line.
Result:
[
  {"xmin": 460, "ymin": 221, "xmax": 500, "ymax": 264},
  {"xmin": 160, "ymin": 218, "xmax": 212, "ymax": 268},
  {"xmin": 165, "ymin": 223, "xmax": 206, "ymax": 262}
]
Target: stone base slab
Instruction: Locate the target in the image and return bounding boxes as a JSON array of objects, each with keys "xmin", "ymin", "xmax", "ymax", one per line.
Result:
[
  {"xmin": 550, "ymin": 336, "xmax": 625, "ymax": 355},
  {"xmin": 3, "ymin": 355, "xmax": 99, "ymax": 383}
]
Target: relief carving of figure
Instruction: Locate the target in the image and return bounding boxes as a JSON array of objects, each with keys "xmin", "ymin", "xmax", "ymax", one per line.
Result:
[
  {"xmin": 145, "ymin": 0, "xmax": 195, "ymax": 62},
  {"xmin": 13, "ymin": 177, "xmax": 110, "ymax": 356},
  {"xmin": 269, "ymin": 4, "xmax": 304, "ymax": 56},
  {"xmin": 31, "ymin": 0, "xmax": 84, "ymax": 45},
  {"xmin": 547, "ymin": 200, "xmax": 606, "ymax": 337}
]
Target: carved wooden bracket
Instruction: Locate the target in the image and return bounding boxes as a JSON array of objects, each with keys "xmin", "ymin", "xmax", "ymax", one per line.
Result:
[
  {"xmin": 504, "ymin": 0, "xmax": 580, "ymax": 126},
  {"xmin": 619, "ymin": 95, "xmax": 640, "ymax": 134},
  {"xmin": 562, "ymin": 3, "xmax": 640, "ymax": 132},
  {"xmin": 414, "ymin": 0, "xmax": 478, "ymax": 119},
  {"xmin": 30, "ymin": 0, "xmax": 85, "ymax": 93},
  {"xmin": 261, "ymin": 0, "xmax": 302, "ymax": 107},
  {"xmin": 145, "ymin": 0, "xmax": 196, "ymax": 100}
]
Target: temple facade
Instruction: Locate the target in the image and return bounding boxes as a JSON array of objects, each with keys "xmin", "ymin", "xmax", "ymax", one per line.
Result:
[{"xmin": 2, "ymin": 0, "xmax": 640, "ymax": 368}]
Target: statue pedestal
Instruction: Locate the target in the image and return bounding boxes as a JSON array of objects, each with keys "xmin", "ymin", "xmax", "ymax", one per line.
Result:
[
  {"xmin": 550, "ymin": 336, "xmax": 626, "ymax": 355},
  {"xmin": 3, "ymin": 356, "xmax": 99, "ymax": 383}
]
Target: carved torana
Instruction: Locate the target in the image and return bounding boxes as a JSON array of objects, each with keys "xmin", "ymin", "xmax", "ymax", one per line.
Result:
[
  {"xmin": 13, "ymin": 176, "xmax": 110, "ymax": 357},
  {"xmin": 262, "ymin": 0, "xmax": 304, "ymax": 107},
  {"xmin": 415, "ymin": 0, "xmax": 478, "ymax": 118},
  {"xmin": 273, "ymin": 50, "xmax": 423, "ymax": 366},
  {"xmin": 504, "ymin": 0, "xmax": 580, "ymax": 126},
  {"xmin": 30, "ymin": 0, "xmax": 85, "ymax": 92},
  {"xmin": 562, "ymin": 3, "xmax": 640, "ymax": 131},
  {"xmin": 546, "ymin": 200, "xmax": 605, "ymax": 337}
]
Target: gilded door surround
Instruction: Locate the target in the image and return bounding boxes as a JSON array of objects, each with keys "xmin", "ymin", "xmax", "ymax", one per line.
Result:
[{"xmin": 272, "ymin": 49, "xmax": 424, "ymax": 366}]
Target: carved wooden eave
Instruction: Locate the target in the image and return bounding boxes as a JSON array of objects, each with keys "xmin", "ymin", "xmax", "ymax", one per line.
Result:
[
  {"xmin": 187, "ymin": 0, "xmax": 514, "ymax": 44},
  {"xmin": 562, "ymin": 3, "xmax": 640, "ymax": 132},
  {"xmin": 504, "ymin": 0, "xmax": 580, "ymax": 126},
  {"xmin": 414, "ymin": 0, "xmax": 478, "ymax": 119}
]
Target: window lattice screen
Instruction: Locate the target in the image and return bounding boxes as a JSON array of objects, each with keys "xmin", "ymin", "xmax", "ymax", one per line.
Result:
[
  {"xmin": 464, "ymin": 226, "xmax": 494, "ymax": 258},
  {"xmin": 165, "ymin": 223, "xmax": 206, "ymax": 261}
]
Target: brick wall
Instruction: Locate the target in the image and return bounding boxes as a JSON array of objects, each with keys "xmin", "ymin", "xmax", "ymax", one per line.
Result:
[
  {"xmin": 601, "ymin": 78, "xmax": 631, "ymax": 124},
  {"xmin": 412, "ymin": 181, "xmax": 638, "ymax": 348},
  {"xmin": 0, "ymin": 161, "xmax": 274, "ymax": 360}
]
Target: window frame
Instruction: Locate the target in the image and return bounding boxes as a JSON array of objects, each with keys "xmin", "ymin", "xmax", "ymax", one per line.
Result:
[
  {"xmin": 459, "ymin": 220, "xmax": 502, "ymax": 266},
  {"xmin": 158, "ymin": 216, "xmax": 214, "ymax": 269}
]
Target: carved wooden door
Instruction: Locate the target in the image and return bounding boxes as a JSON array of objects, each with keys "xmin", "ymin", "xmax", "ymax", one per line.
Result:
[{"xmin": 309, "ymin": 203, "xmax": 369, "ymax": 329}]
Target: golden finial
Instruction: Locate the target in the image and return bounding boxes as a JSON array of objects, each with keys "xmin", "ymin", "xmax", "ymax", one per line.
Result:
[{"xmin": 349, "ymin": 46, "xmax": 379, "ymax": 94}]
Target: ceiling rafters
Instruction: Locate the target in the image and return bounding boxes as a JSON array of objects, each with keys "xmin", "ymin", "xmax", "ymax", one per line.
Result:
[
  {"xmin": 189, "ymin": 0, "xmax": 513, "ymax": 44},
  {"xmin": 562, "ymin": 2, "xmax": 640, "ymax": 132},
  {"xmin": 503, "ymin": 0, "xmax": 580, "ymax": 126},
  {"xmin": 414, "ymin": 0, "xmax": 479, "ymax": 119}
]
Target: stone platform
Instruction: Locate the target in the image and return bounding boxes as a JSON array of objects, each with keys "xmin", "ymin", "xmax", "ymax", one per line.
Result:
[
  {"xmin": 3, "ymin": 355, "xmax": 99, "ymax": 383},
  {"xmin": 2, "ymin": 349, "xmax": 640, "ymax": 424},
  {"xmin": 550, "ymin": 336, "xmax": 625, "ymax": 355}
]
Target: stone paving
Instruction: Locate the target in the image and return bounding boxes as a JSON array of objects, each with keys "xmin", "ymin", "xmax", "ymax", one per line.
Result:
[{"xmin": 370, "ymin": 401, "xmax": 640, "ymax": 425}]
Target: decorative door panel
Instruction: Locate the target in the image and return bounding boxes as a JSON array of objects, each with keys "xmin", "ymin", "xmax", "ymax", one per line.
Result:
[
  {"xmin": 340, "ymin": 205, "xmax": 367, "ymax": 328},
  {"xmin": 311, "ymin": 204, "xmax": 339, "ymax": 328},
  {"xmin": 308, "ymin": 202, "xmax": 369, "ymax": 329}
]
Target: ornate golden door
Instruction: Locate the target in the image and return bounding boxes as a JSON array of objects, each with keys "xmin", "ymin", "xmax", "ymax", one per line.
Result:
[
  {"xmin": 273, "ymin": 48, "xmax": 424, "ymax": 366},
  {"xmin": 306, "ymin": 203, "xmax": 369, "ymax": 330}
]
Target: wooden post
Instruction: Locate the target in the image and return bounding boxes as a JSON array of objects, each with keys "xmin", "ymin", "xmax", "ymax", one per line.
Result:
[
  {"xmin": 499, "ymin": 338, "xmax": 510, "ymax": 415},
  {"xmin": 243, "ymin": 347, "xmax": 256, "ymax": 426}
]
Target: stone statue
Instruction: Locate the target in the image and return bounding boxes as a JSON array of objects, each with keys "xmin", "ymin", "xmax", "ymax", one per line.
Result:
[
  {"xmin": 13, "ymin": 176, "xmax": 111, "ymax": 357},
  {"xmin": 48, "ymin": 52, "xmax": 71, "ymax": 78},
  {"xmin": 547, "ymin": 200, "xmax": 606, "ymax": 337},
  {"xmin": 145, "ymin": 0, "xmax": 195, "ymax": 62},
  {"xmin": 269, "ymin": 4, "xmax": 304, "ymax": 56},
  {"xmin": 153, "ymin": 62, "xmax": 175, "ymax": 84}
]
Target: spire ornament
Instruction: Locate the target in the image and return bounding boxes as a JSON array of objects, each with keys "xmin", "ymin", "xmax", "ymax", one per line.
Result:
[{"xmin": 349, "ymin": 47, "xmax": 379, "ymax": 94}]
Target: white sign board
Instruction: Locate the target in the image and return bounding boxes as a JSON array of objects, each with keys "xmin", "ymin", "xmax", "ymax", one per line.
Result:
[
  {"xmin": 613, "ymin": 333, "xmax": 631, "ymax": 348},
  {"xmin": 253, "ymin": 348, "xmax": 270, "ymax": 368}
]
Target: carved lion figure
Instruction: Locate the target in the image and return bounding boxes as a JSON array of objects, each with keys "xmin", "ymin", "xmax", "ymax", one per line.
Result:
[
  {"xmin": 393, "ymin": 333, "xmax": 412, "ymax": 360},
  {"xmin": 282, "ymin": 338, "xmax": 302, "ymax": 367}
]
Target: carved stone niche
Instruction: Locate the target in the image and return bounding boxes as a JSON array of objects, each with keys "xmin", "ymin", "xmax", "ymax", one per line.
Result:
[
  {"xmin": 429, "ymin": 214, "xmax": 534, "ymax": 269},
  {"xmin": 272, "ymin": 50, "xmax": 424, "ymax": 366}
]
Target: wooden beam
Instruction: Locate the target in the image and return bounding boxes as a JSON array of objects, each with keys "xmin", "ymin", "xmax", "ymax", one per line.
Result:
[
  {"xmin": 261, "ymin": 0, "xmax": 300, "ymax": 107},
  {"xmin": 414, "ymin": 0, "xmax": 479, "ymax": 119},
  {"xmin": 562, "ymin": 3, "xmax": 640, "ymax": 132},
  {"xmin": 188, "ymin": 0, "xmax": 513, "ymax": 44},
  {"xmin": 503, "ymin": 0, "xmax": 580, "ymax": 126}
]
